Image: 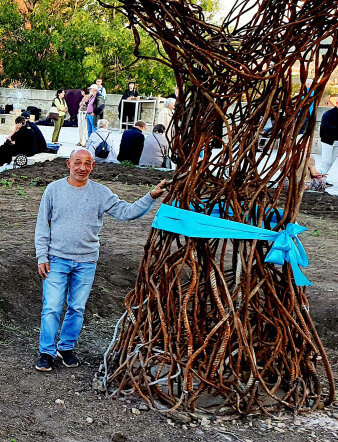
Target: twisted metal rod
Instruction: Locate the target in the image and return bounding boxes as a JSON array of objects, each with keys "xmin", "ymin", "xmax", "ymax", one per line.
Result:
[{"xmin": 99, "ymin": 0, "xmax": 338, "ymax": 414}]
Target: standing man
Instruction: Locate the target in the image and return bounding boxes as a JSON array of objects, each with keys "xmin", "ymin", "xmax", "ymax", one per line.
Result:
[
  {"xmin": 320, "ymin": 97, "xmax": 338, "ymax": 176},
  {"xmin": 35, "ymin": 148, "xmax": 167, "ymax": 371},
  {"xmin": 86, "ymin": 84, "xmax": 105, "ymax": 137},
  {"xmin": 117, "ymin": 120, "xmax": 146, "ymax": 165},
  {"xmin": 96, "ymin": 79, "xmax": 107, "ymax": 101}
]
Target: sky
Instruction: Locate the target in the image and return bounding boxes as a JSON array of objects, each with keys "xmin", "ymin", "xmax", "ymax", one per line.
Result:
[{"xmin": 217, "ymin": 0, "xmax": 257, "ymax": 25}]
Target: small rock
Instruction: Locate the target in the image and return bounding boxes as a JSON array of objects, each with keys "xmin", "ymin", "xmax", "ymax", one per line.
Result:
[
  {"xmin": 277, "ymin": 422, "xmax": 286, "ymax": 428},
  {"xmin": 248, "ymin": 421, "xmax": 253, "ymax": 427},
  {"xmin": 275, "ymin": 428, "xmax": 285, "ymax": 433},
  {"xmin": 246, "ymin": 439, "xmax": 254, "ymax": 442},
  {"xmin": 172, "ymin": 411, "xmax": 191, "ymax": 424},
  {"xmin": 200, "ymin": 417, "xmax": 210, "ymax": 427},
  {"xmin": 138, "ymin": 403, "xmax": 149, "ymax": 411},
  {"xmin": 167, "ymin": 419, "xmax": 175, "ymax": 427},
  {"xmin": 190, "ymin": 423, "xmax": 198, "ymax": 428},
  {"xmin": 86, "ymin": 417, "xmax": 94, "ymax": 424},
  {"xmin": 265, "ymin": 418, "xmax": 272, "ymax": 428},
  {"xmin": 294, "ymin": 419, "xmax": 301, "ymax": 426},
  {"xmin": 70, "ymin": 374, "xmax": 76, "ymax": 380},
  {"xmin": 329, "ymin": 205, "xmax": 335, "ymax": 211},
  {"xmin": 182, "ymin": 425, "xmax": 188, "ymax": 430},
  {"xmin": 55, "ymin": 399, "xmax": 64, "ymax": 405},
  {"xmin": 131, "ymin": 408, "xmax": 141, "ymax": 416},
  {"xmin": 92, "ymin": 377, "xmax": 105, "ymax": 392},
  {"xmin": 332, "ymin": 413, "xmax": 338, "ymax": 420},
  {"xmin": 74, "ymin": 392, "xmax": 80, "ymax": 396},
  {"xmin": 110, "ymin": 433, "xmax": 127, "ymax": 442}
]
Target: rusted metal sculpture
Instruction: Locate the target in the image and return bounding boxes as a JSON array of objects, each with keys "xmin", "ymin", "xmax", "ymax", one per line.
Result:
[{"xmin": 99, "ymin": 0, "xmax": 337, "ymax": 414}]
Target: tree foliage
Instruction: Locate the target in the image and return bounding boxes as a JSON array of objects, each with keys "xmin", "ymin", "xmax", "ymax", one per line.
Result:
[{"xmin": 0, "ymin": 0, "xmax": 220, "ymax": 95}]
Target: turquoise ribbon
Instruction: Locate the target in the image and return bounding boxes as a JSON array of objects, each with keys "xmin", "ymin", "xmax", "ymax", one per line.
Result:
[{"xmin": 152, "ymin": 204, "xmax": 312, "ymax": 286}]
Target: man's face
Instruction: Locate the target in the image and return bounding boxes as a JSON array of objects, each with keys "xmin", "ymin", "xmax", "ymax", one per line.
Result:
[
  {"xmin": 96, "ymin": 79, "xmax": 102, "ymax": 86},
  {"xmin": 66, "ymin": 150, "xmax": 95, "ymax": 184}
]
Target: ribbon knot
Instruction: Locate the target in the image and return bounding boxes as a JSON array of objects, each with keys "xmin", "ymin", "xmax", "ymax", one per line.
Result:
[{"xmin": 265, "ymin": 223, "xmax": 312, "ymax": 286}]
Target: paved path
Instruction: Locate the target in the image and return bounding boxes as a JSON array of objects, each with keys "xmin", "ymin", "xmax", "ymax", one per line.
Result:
[{"xmin": 1, "ymin": 126, "xmax": 337, "ymax": 196}]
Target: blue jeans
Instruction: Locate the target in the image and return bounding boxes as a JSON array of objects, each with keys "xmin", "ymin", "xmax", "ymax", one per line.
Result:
[
  {"xmin": 86, "ymin": 114, "xmax": 97, "ymax": 137},
  {"xmin": 39, "ymin": 256, "xmax": 97, "ymax": 358}
]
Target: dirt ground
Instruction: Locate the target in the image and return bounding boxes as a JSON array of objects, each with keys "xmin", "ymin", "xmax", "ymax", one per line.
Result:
[{"xmin": 0, "ymin": 158, "xmax": 337, "ymax": 442}]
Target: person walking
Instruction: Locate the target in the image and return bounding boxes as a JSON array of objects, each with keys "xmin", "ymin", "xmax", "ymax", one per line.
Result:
[
  {"xmin": 77, "ymin": 88, "xmax": 90, "ymax": 147},
  {"xmin": 52, "ymin": 89, "xmax": 68, "ymax": 144},
  {"xmin": 320, "ymin": 98, "xmax": 338, "ymax": 175},
  {"xmin": 86, "ymin": 84, "xmax": 105, "ymax": 137},
  {"xmin": 117, "ymin": 120, "xmax": 146, "ymax": 165},
  {"xmin": 34, "ymin": 148, "xmax": 167, "ymax": 371}
]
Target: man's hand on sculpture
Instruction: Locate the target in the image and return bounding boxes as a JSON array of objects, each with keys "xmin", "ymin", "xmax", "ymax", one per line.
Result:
[
  {"xmin": 150, "ymin": 179, "xmax": 169, "ymax": 199},
  {"xmin": 38, "ymin": 262, "xmax": 50, "ymax": 279}
]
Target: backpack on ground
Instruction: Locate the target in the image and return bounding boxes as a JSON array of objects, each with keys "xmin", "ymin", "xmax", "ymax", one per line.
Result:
[{"xmin": 95, "ymin": 132, "xmax": 110, "ymax": 159}]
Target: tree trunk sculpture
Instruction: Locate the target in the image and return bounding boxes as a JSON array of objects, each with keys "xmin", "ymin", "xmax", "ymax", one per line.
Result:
[{"xmin": 99, "ymin": 0, "xmax": 337, "ymax": 414}]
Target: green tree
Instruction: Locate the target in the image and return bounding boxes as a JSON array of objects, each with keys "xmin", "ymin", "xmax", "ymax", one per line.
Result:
[{"xmin": 0, "ymin": 0, "xmax": 220, "ymax": 95}]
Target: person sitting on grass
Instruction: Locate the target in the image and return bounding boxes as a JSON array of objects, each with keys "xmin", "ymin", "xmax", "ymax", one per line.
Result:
[
  {"xmin": 296, "ymin": 154, "xmax": 327, "ymax": 191},
  {"xmin": 139, "ymin": 124, "xmax": 170, "ymax": 168},
  {"xmin": 86, "ymin": 119, "xmax": 119, "ymax": 163},
  {"xmin": 117, "ymin": 120, "xmax": 146, "ymax": 165}
]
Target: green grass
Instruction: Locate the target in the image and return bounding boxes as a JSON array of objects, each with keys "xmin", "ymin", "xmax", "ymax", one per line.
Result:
[
  {"xmin": 0, "ymin": 179, "xmax": 14, "ymax": 188},
  {"xmin": 121, "ymin": 160, "xmax": 136, "ymax": 168}
]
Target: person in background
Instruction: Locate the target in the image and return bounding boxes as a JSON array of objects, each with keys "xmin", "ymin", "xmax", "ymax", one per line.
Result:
[
  {"xmin": 117, "ymin": 120, "xmax": 146, "ymax": 165},
  {"xmin": 167, "ymin": 85, "xmax": 179, "ymax": 100},
  {"xmin": 21, "ymin": 111, "xmax": 47, "ymax": 153},
  {"xmin": 158, "ymin": 98, "xmax": 175, "ymax": 130},
  {"xmin": 52, "ymin": 89, "xmax": 68, "ymax": 144},
  {"xmin": 77, "ymin": 88, "xmax": 90, "ymax": 147},
  {"xmin": 86, "ymin": 84, "xmax": 105, "ymax": 137},
  {"xmin": 320, "ymin": 97, "xmax": 338, "ymax": 176},
  {"xmin": 139, "ymin": 124, "xmax": 169, "ymax": 168},
  {"xmin": 118, "ymin": 81, "xmax": 139, "ymax": 129},
  {"xmin": 7, "ymin": 115, "xmax": 36, "ymax": 156},
  {"xmin": 34, "ymin": 148, "xmax": 168, "ymax": 372},
  {"xmin": 96, "ymin": 79, "xmax": 107, "ymax": 101},
  {"xmin": 86, "ymin": 119, "xmax": 119, "ymax": 163},
  {"xmin": 296, "ymin": 154, "xmax": 327, "ymax": 191}
]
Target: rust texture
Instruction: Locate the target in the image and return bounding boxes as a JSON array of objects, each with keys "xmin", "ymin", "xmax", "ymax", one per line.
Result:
[{"xmin": 99, "ymin": 0, "xmax": 337, "ymax": 414}]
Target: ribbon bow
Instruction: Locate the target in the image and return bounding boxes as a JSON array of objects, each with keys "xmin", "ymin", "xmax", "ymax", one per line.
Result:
[{"xmin": 265, "ymin": 223, "xmax": 312, "ymax": 286}]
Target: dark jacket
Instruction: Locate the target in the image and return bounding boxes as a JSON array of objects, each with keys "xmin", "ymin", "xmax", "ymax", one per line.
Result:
[
  {"xmin": 117, "ymin": 126, "xmax": 145, "ymax": 165},
  {"xmin": 27, "ymin": 121, "xmax": 47, "ymax": 153},
  {"xmin": 92, "ymin": 95, "xmax": 105, "ymax": 125},
  {"xmin": 320, "ymin": 106, "xmax": 338, "ymax": 146},
  {"xmin": 118, "ymin": 89, "xmax": 139, "ymax": 117}
]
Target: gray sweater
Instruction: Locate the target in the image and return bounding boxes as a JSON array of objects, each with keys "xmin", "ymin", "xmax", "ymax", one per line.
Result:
[{"xmin": 35, "ymin": 177, "xmax": 155, "ymax": 264}]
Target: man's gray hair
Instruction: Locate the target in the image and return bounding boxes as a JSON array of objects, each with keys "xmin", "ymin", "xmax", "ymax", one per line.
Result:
[
  {"xmin": 164, "ymin": 97, "xmax": 176, "ymax": 108},
  {"xmin": 69, "ymin": 147, "xmax": 94, "ymax": 159},
  {"xmin": 97, "ymin": 119, "xmax": 109, "ymax": 129}
]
